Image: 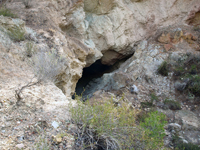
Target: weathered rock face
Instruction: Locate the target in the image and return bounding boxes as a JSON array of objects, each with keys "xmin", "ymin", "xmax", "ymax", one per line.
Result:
[
  {"xmin": 5, "ymin": 0, "xmax": 199, "ymax": 96},
  {"xmin": 84, "ymin": 25, "xmax": 200, "ymax": 99},
  {"xmin": 0, "ymin": 0, "xmax": 200, "ymax": 148},
  {"xmin": 61, "ymin": 0, "xmax": 200, "ymax": 65}
]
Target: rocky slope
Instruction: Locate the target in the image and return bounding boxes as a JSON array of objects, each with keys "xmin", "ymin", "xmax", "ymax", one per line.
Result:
[{"xmin": 0, "ymin": 0, "xmax": 200, "ymax": 149}]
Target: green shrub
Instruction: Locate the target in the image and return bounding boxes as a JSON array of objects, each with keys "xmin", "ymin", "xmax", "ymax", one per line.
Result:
[
  {"xmin": 189, "ymin": 75, "xmax": 200, "ymax": 95},
  {"xmin": 173, "ymin": 134, "xmax": 200, "ymax": 150},
  {"xmin": 164, "ymin": 99, "xmax": 181, "ymax": 110},
  {"xmin": 176, "ymin": 142, "xmax": 200, "ymax": 150},
  {"xmin": 70, "ymin": 98, "xmax": 168, "ymax": 150},
  {"xmin": 141, "ymin": 101, "xmax": 154, "ymax": 108},
  {"xmin": 140, "ymin": 93, "xmax": 158, "ymax": 108},
  {"xmin": 158, "ymin": 61, "xmax": 168, "ymax": 76},
  {"xmin": 70, "ymin": 99, "xmax": 146, "ymax": 149},
  {"xmin": 136, "ymin": 111, "xmax": 150, "ymax": 123},
  {"xmin": 7, "ymin": 26, "xmax": 25, "ymax": 42},
  {"xmin": 0, "ymin": 7, "xmax": 17, "ymax": 18},
  {"xmin": 140, "ymin": 111, "xmax": 167, "ymax": 149},
  {"xmin": 190, "ymin": 64, "xmax": 197, "ymax": 74},
  {"xmin": 174, "ymin": 66, "xmax": 185, "ymax": 76},
  {"xmin": 150, "ymin": 93, "xmax": 159, "ymax": 101}
]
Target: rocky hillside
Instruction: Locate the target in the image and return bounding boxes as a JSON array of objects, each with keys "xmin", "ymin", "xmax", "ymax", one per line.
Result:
[{"xmin": 0, "ymin": 0, "xmax": 200, "ymax": 149}]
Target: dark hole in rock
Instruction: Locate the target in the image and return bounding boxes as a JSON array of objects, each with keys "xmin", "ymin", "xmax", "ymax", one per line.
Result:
[
  {"xmin": 73, "ymin": 55, "xmax": 133, "ymax": 100},
  {"xmin": 73, "ymin": 60, "xmax": 113, "ymax": 99}
]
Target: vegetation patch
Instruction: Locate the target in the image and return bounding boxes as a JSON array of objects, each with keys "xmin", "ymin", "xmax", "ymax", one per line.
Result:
[
  {"xmin": 157, "ymin": 61, "xmax": 169, "ymax": 76},
  {"xmin": 174, "ymin": 66, "xmax": 185, "ymax": 76},
  {"xmin": 0, "ymin": 7, "xmax": 17, "ymax": 18},
  {"xmin": 7, "ymin": 26, "xmax": 25, "ymax": 42},
  {"xmin": 176, "ymin": 142, "xmax": 200, "ymax": 150},
  {"xmin": 171, "ymin": 54, "xmax": 200, "ymax": 99},
  {"xmin": 188, "ymin": 75, "xmax": 200, "ymax": 96},
  {"xmin": 140, "ymin": 111, "xmax": 167, "ymax": 149},
  {"xmin": 69, "ymin": 97, "xmax": 167, "ymax": 150},
  {"xmin": 15, "ymin": 50, "xmax": 65, "ymax": 105},
  {"xmin": 141, "ymin": 101, "xmax": 154, "ymax": 108},
  {"xmin": 25, "ymin": 41, "xmax": 36, "ymax": 57},
  {"xmin": 164, "ymin": 99, "xmax": 181, "ymax": 110},
  {"xmin": 173, "ymin": 134, "xmax": 200, "ymax": 150},
  {"xmin": 141, "ymin": 93, "xmax": 158, "ymax": 108}
]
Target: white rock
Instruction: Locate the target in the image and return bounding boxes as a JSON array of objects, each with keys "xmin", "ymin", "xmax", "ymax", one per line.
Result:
[
  {"xmin": 132, "ymin": 85, "xmax": 139, "ymax": 93},
  {"xmin": 16, "ymin": 144, "xmax": 24, "ymax": 149},
  {"xmin": 52, "ymin": 121, "xmax": 59, "ymax": 129}
]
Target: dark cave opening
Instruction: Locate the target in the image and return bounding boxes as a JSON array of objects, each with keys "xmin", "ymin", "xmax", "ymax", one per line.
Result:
[
  {"xmin": 73, "ymin": 60, "xmax": 113, "ymax": 98},
  {"xmin": 73, "ymin": 55, "xmax": 133, "ymax": 99}
]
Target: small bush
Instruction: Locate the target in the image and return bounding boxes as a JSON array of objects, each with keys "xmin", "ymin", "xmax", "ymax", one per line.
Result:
[
  {"xmin": 176, "ymin": 142, "xmax": 200, "ymax": 150},
  {"xmin": 136, "ymin": 111, "xmax": 149, "ymax": 123},
  {"xmin": 190, "ymin": 64, "xmax": 197, "ymax": 74},
  {"xmin": 141, "ymin": 101, "xmax": 154, "ymax": 108},
  {"xmin": 174, "ymin": 66, "xmax": 184, "ymax": 76},
  {"xmin": 7, "ymin": 26, "xmax": 25, "ymax": 42},
  {"xmin": 140, "ymin": 111, "xmax": 167, "ymax": 149},
  {"xmin": 70, "ymin": 97, "xmax": 167, "ymax": 150},
  {"xmin": 32, "ymin": 50, "xmax": 65, "ymax": 82},
  {"xmin": 0, "ymin": 7, "xmax": 17, "ymax": 18},
  {"xmin": 173, "ymin": 134, "xmax": 200, "ymax": 150},
  {"xmin": 15, "ymin": 50, "xmax": 65, "ymax": 104},
  {"xmin": 189, "ymin": 75, "xmax": 200, "ymax": 95},
  {"xmin": 158, "ymin": 61, "xmax": 168, "ymax": 76},
  {"xmin": 70, "ymin": 99, "xmax": 144, "ymax": 149},
  {"xmin": 164, "ymin": 99, "xmax": 181, "ymax": 110}
]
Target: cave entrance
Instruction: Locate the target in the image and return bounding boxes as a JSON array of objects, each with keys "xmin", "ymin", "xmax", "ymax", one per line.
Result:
[
  {"xmin": 73, "ymin": 55, "xmax": 133, "ymax": 99},
  {"xmin": 74, "ymin": 60, "xmax": 113, "ymax": 98}
]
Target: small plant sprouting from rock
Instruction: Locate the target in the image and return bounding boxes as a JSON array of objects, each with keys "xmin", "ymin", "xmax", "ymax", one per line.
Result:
[
  {"xmin": 15, "ymin": 50, "xmax": 65, "ymax": 105},
  {"xmin": 190, "ymin": 64, "xmax": 197, "ymax": 74},
  {"xmin": 32, "ymin": 51, "xmax": 65, "ymax": 82},
  {"xmin": 188, "ymin": 75, "xmax": 200, "ymax": 96},
  {"xmin": 7, "ymin": 26, "xmax": 25, "ymax": 42},
  {"xmin": 141, "ymin": 93, "xmax": 158, "ymax": 108},
  {"xmin": 164, "ymin": 99, "xmax": 181, "ymax": 110},
  {"xmin": 25, "ymin": 41, "xmax": 35, "ymax": 57},
  {"xmin": 0, "ymin": 7, "xmax": 17, "ymax": 18},
  {"xmin": 157, "ymin": 61, "xmax": 168, "ymax": 76}
]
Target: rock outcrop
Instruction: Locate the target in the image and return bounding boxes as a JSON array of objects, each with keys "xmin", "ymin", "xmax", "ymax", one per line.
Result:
[
  {"xmin": 0, "ymin": 0, "xmax": 200, "ymax": 148},
  {"xmin": 5, "ymin": 0, "xmax": 199, "ymax": 96},
  {"xmin": 61, "ymin": 0, "xmax": 200, "ymax": 65}
]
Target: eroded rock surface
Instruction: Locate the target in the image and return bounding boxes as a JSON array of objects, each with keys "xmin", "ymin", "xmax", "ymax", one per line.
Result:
[
  {"xmin": 0, "ymin": 0, "xmax": 200, "ymax": 149},
  {"xmin": 61, "ymin": 0, "xmax": 200, "ymax": 65}
]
